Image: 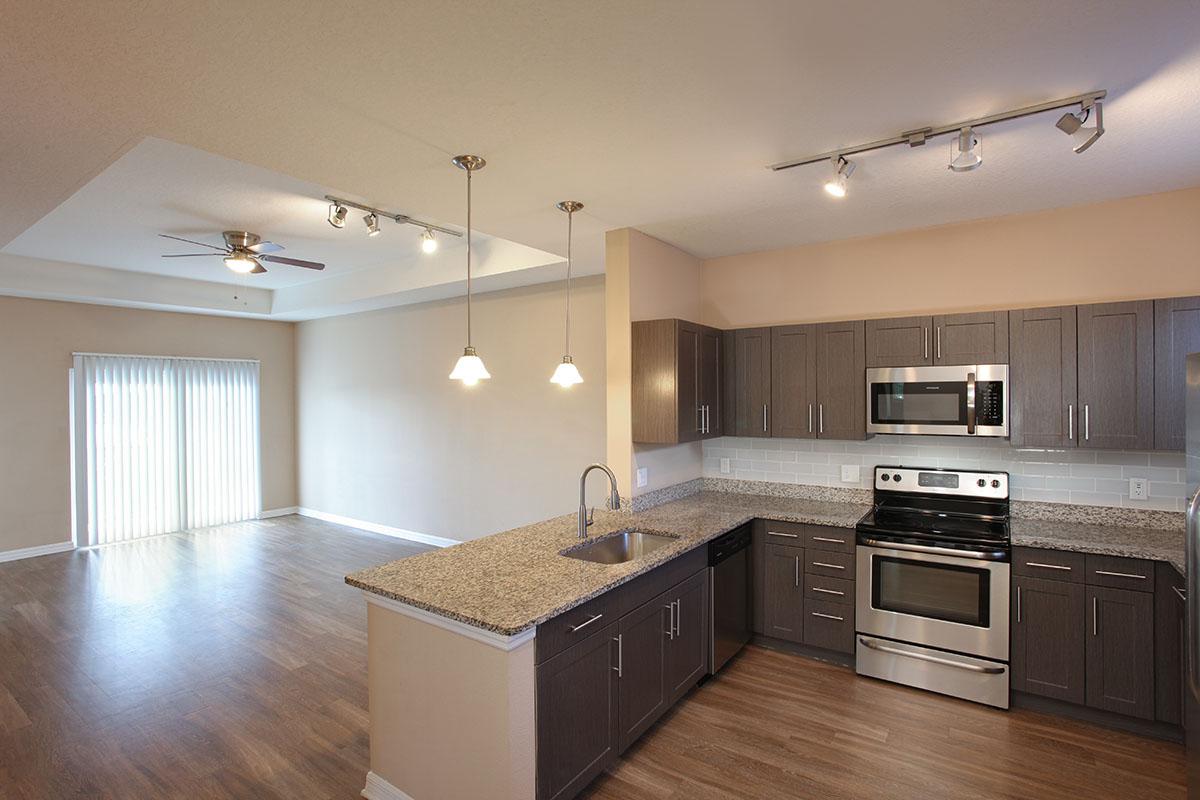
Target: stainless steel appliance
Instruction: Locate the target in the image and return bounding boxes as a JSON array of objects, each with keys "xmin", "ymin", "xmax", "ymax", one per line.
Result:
[
  {"xmin": 1184, "ymin": 353, "xmax": 1200, "ymax": 797},
  {"xmin": 867, "ymin": 364, "xmax": 1009, "ymax": 437},
  {"xmin": 855, "ymin": 466, "xmax": 1011, "ymax": 708},
  {"xmin": 709, "ymin": 524, "xmax": 752, "ymax": 674}
]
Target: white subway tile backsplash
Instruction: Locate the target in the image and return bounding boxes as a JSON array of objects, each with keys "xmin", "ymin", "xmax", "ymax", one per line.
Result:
[{"xmin": 1068, "ymin": 463, "xmax": 1124, "ymax": 479}]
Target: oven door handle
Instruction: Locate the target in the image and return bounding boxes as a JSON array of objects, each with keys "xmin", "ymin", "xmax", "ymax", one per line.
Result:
[
  {"xmin": 858, "ymin": 536, "xmax": 1008, "ymax": 561},
  {"xmin": 858, "ymin": 637, "xmax": 1007, "ymax": 675},
  {"xmin": 965, "ymin": 370, "xmax": 977, "ymax": 435}
]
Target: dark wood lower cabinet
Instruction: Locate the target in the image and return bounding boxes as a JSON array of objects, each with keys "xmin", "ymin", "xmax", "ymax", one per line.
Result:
[
  {"xmin": 764, "ymin": 542, "xmax": 804, "ymax": 642},
  {"xmin": 1086, "ymin": 585, "xmax": 1155, "ymax": 720},
  {"xmin": 1011, "ymin": 575, "xmax": 1086, "ymax": 704},
  {"xmin": 616, "ymin": 591, "xmax": 671, "ymax": 751},
  {"xmin": 1155, "ymin": 562, "xmax": 1187, "ymax": 725},
  {"xmin": 536, "ymin": 622, "xmax": 619, "ymax": 800},
  {"xmin": 664, "ymin": 570, "xmax": 709, "ymax": 705}
]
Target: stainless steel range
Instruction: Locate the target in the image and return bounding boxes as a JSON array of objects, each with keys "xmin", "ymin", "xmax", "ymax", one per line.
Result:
[{"xmin": 855, "ymin": 465, "xmax": 1011, "ymax": 709}]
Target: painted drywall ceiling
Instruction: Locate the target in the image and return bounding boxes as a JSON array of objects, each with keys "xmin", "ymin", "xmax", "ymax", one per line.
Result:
[{"xmin": 3, "ymin": 0, "xmax": 1200, "ymax": 288}]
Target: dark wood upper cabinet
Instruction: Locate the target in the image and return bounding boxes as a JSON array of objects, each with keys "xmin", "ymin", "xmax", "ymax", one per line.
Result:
[
  {"xmin": 763, "ymin": 542, "xmax": 804, "ymax": 643},
  {"xmin": 631, "ymin": 319, "xmax": 722, "ymax": 444},
  {"xmin": 815, "ymin": 320, "xmax": 867, "ymax": 440},
  {"xmin": 1085, "ymin": 585, "xmax": 1155, "ymax": 720},
  {"xmin": 933, "ymin": 311, "xmax": 1009, "ymax": 365},
  {"xmin": 615, "ymin": 593, "xmax": 670, "ymax": 752},
  {"xmin": 1010, "ymin": 306, "xmax": 1078, "ymax": 449},
  {"xmin": 1155, "ymin": 296, "xmax": 1200, "ymax": 451},
  {"xmin": 734, "ymin": 327, "xmax": 772, "ymax": 438},
  {"xmin": 664, "ymin": 570, "xmax": 709, "ymax": 705},
  {"xmin": 865, "ymin": 315, "xmax": 933, "ymax": 367},
  {"xmin": 1155, "ymin": 562, "xmax": 1186, "ymax": 725},
  {"xmin": 770, "ymin": 325, "xmax": 817, "ymax": 438},
  {"xmin": 536, "ymin": 622, "xmax": 618, "ymax": 800},
  {"xmin": 1077, "ymin": 301, "xmax": 1155, "ymax": 450},
  {"xmin": 699, "ymin": 327, "xmax": 723, "ymax": 438},
  {"xmin": 1011, "ymin": 575, "xmax": 1086, "ymax": 704},
  {"xmin": 721, "ymin": 330, "xmax": 736, "ymax": 437}
]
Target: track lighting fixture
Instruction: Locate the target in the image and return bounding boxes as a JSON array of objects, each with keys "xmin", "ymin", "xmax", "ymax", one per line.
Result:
[
  {"xmin": 551, "ymin": 201, "xmax": 585, "ymax": 388},
  {"xmin": 448, "ymin": 155, "xmax": 491, "ymax": 387},
  {"xmin": 364, "ymin": 213, "xmax": 382, "ymax": 237},
  {"xmin": 420, "ymin": 228, "xmax": 438, "ymax": 254},
  {"xmin": 948, "ymin": 127, "xmax": 982, "ymax": 172},
  {"xmin": 1056, "ymin": 99, "xmax": 1104, "ymax": 153},
  {"xmin": 223, "ymin": 254, "xmax": 258, "ymax": 274},
  {"xmin": 327, "ymin": 203, "xmax": 348, "ymax": 229},
  {"xmin": 823, "ymin": 157, "xmax": 855, "ymax": 198}
]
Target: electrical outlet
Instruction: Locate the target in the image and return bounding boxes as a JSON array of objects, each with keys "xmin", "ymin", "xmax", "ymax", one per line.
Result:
[
  {"xmin": 635, "ymin": 467, "xmax": 648, "ymax": 488},
  {"xmin": 841, "ymin": 464, "xmax": 861, "ymax": 483},
  {"xmin": 1129, "ymin": 477, "xmax": 1148, "ymax": 501},
  {"xmin": 720, "ymin": 457, "xmax": 731, "ymax": 474}
]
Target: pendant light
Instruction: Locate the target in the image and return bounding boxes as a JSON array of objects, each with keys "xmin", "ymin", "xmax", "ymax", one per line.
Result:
[
  {"xmin": 550, "ymin": 201, "xmax": 585, "ymax": 387},
  {"xmin": 448, "ymin": 155, "xmax": 491, "ymax": 386}
]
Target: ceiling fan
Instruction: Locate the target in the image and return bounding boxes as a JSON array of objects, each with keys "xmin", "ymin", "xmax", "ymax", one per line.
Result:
[{"xmin": 159, "ymin": 231, "xmax": 325, "ymax": 274}]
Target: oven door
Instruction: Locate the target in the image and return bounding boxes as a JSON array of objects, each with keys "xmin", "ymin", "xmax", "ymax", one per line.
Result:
[{"xmin": 856, "ymin": 541, "xmax": 1009, "ymax": 661}]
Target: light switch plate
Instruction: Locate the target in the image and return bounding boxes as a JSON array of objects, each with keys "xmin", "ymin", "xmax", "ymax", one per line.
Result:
[
  {"xmin": 636, "ymin": 467, "xmax": 648, "ymax": 488},
  {"xmin": 720, "ymin": 458, "xmax": 731, "ymax": 474},
  {"xmin": 1129, "ymin": 477, "xmax": 1148, "ymax": 501},
  {"xmin": 841, "ymin": 464, "xmax": 861, "ymax": 483}
]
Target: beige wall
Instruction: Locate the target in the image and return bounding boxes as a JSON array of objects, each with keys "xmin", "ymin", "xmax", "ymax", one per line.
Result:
[
  {"xmin": 296, "ymin": 276, "xmax": 608, "ymax": 542},
  {"xmin": 0, "ymin": 296, "xmax": 297, "ymax": 553},
  {"xmin": 701, "ymin": 186, "xmax": 1200, "ymax": 328}
]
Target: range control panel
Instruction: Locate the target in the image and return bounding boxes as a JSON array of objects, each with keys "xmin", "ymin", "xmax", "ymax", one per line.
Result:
[{"xmin": 874, "ymin": 466, "xmax": 1009, "ymax": 500}]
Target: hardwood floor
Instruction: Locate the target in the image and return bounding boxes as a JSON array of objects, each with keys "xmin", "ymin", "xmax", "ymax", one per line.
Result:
[
  {"xmin": 581, "ymin": 644, "xmax": 1186, "ymax": 800},
  {"xmin": 0, "ymin": 519, "xmax": 1187, "ymax": 799},
  {"xmin": 0, "ymin": 516, "xmax": 430, "ymax": 800}
]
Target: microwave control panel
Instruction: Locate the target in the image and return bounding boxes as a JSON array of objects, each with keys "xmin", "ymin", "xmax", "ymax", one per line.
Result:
[{"xmin": 976, "ymin": 381, "xmax": 1004, "ymax": 426}]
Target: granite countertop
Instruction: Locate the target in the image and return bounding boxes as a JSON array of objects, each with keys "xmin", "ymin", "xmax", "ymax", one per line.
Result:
[
  {"xmin": 345, "ymin": 491, "xmax": 869, "ymax": 636},
  {"xmin": 1011, "ymin": 518, "xmax": 1185, "ymax": 576}
]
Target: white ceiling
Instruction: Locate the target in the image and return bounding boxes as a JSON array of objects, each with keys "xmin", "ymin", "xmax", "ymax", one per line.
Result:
[{"xmin": 2, "ymin": 0, "xmax": 1200, "ymax": 315}]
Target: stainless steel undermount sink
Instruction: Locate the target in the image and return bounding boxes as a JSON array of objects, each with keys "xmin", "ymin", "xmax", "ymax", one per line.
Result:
[{"xmin": 561, "ymin": 530, "xmax": 679, "ymax": 565}]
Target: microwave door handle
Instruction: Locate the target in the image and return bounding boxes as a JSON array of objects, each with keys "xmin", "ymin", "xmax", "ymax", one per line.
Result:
[{"xmin": 966, "ymin": 371, "xmax": 976, "ymax": 435}]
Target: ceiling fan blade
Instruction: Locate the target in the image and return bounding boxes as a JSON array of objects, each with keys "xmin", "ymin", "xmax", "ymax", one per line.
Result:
[
  {"xmin": 161, "ymin": 253, "xmax": 226, "ymax": 257},
  {"xmin": 262, "ymin": 255, "xmax": 325, "ymax": 270},
  {"xmin": 158, "ymin": 234, "xmax": 228, "ymax": 251},
  {"xmin": 250, "ymin": 262, "xmax": 268, "ymax": 274},
  {"xmin": 248, "ymin": 241, "xmax": 284, "ymax": 254}
]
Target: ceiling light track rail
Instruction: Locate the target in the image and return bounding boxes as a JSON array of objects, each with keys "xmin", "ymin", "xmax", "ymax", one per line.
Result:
[
  {"xmin": 767, "ymin": 89, "xmax": 1107, "ymax": 171},
  {"xmin": 323, "ymin": 195, "xmax": 462, "ymax": 237}
]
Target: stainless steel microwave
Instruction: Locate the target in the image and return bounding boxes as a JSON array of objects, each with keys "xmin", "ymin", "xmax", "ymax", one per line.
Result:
[{"xmin": 866, "ymin": 364, "xmax": 1008, "ymax": 437}]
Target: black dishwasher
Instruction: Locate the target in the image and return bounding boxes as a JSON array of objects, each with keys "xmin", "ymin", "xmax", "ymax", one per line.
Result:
[{"xmin": 708, "ymin": 524, "xmax": 752, "ymax": 674}]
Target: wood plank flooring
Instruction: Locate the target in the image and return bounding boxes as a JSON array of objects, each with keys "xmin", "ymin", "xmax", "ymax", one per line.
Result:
[{"xmin": 0, "ymin": 516, "xmax": 1187, "ymax": 799}]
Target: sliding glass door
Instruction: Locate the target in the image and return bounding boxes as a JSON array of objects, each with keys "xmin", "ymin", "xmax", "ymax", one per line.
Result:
[{"xmin": 73, "ymin": 355, "xmax": 261, "ymax": 546}]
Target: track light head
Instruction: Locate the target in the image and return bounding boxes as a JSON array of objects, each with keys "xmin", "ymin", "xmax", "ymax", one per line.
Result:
[
  {"xmin": 420, "ymin": 228, "xmax": 438, "ymax": 254},
  {"xmin": 364, "ymin": 213, "xmax": 381, "ymax": 237},
  {"xmin": 823, "ymin": 156, "xmax": 855, "ymax": 198},
  {"xmin": 328, "ymin": 203, "xmax": 348, "ymax": 228},
  {"xmin": 948, "ymin": 127, "xmax": 982, "ymax": 172},
  {"xmin": 1057, "ymin": 100, "xmax": 1104, "ymax": 153}
]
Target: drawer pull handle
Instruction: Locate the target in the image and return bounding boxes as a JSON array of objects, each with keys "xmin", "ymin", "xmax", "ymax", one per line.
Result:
[
  {"xmin": 1025, "ymin": 562, "xmax": 1072, "ymax": 571},
  {"xmin": 1093, "ymin": 570, "xmax": 1147, "ymax": 580},
  {"xmin": 812, "ymin": 536, "xmax": 846, "ymax": 544},
  {"xmin": 811, "ymin": 611, "xmax": 844, "ymax": 622},
  {"xmin": 568, "ymin": 613, "xmax": 604, "ymax": 633},
  {"xmin": 768, "ymin": 531, "xmax": 799, "ymax": 538},
  {"xmin": 812, "ymin": 587, "xmax": 845, "ymax": 596},
  {"xmin": 812, "ymin": 561, "xmax": 846, "ymax": 570}
]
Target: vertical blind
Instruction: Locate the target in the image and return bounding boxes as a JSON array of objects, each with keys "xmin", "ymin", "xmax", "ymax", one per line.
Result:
[{"xmin": 76, "ymin": 355, "xmax": 261, "ymax": 546}]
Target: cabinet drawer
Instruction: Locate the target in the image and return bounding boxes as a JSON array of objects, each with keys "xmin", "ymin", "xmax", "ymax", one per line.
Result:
[
  {"xmin": 1085, "ymin": 554, "xmax": 1155, "ymax": 593},
  {"xmin": 801, "ymin": 527, "xmax": 855, "ymax": 554},
  {"xmin": 761, "ymin": 520, "xmax": 808, "ymax": 544},
  {"xmin": 1012, "ymin": 548, "xmax": 1085, "ymax": 582},
  {"xmin": 804, "ymin": 598, "xmax": 855, "ymax": 654},
  {"xmin": 806, "ymin": 550, "xmax": 854, "ymax": 579},
  {"xmin": 536, "ymin": 591, "xmax": 617, "ymax": 664},
  {"xmin": 804, "ymin": 575, "xmax": 854, "ymax": 606}
]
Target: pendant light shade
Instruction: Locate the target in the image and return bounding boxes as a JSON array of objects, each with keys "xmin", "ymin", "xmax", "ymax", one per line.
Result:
[
  {"xmin": 449, "ymin": 155, "xmax": 489, "ymax": 386},
  {"xmin": 551, "ymin": 200, "xmax": 584, "ymax": 387}
]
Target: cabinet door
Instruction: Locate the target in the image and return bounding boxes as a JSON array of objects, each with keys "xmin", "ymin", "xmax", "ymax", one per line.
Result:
[
  {"xmin": 1010, "ymin": 306, "xmax": 1078, "ymax": 449},
  {"xmin": 1077, "ymin": 301, "xmax": 1154, "ymax": 450},
  {"xmin": 1086, "ymin": 585, "xmax": 1155, "ymax": 720},
  {"xmin": 751, "ymin": 522, "xmax": 766, "ymax": 635},
  {"xmin": 1011, "ymin": 576, "xmax": 1085, "ymax": 704},
  {"xmin": 1155, "ymin": 562, "xmax": 1186, "ymax": 725},
  {"xmin": 865, "ymin": 315, "xmax": 932, "ymax": 367},
  {"xmin": 770, "ymin": 324, "xmax": 817, "ymax": 439},
  {"xmin": 699, "ymin": 326, "xmax": 723, "ymax": 438},
  {"xmin": 677, "ymin": 321, "xmax": 702, "ymax": 443},
  {"xmin": 734, "ymin": 328, "xmax": 772, "ymax": 437},
  {"xmin": 721, "ymin": 329, "xmax": 737, "ymax": 438},
  {"xmin": 536, "ymin": 622, "xmax": 618, "ymax": 800},
  {"xmin": 616, "ymin": 593, "xmax": 671, "ymax": 751},
  {"xmin": 764, "ymin": 543, "xmax": 804, "ymax": 642},
  {"xmin": 815, "ymin": 320, "xmax": 866, "ymax": 440},
  {"xmin": 1154, "ymin": 296, "xmax": 1200, "ymax": 451},
  {"xmin": 933, "ymin": 311, "xmax": 1009, "ymax": 365},
  {"xmin": 664, "ymin": 570, "xmax": 709, "ymax": 705}
]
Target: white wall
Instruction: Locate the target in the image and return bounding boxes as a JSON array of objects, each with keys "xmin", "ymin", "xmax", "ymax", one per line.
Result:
[{"xmin": 296, "ymin": 277, "xmax": 608, "ymax": 542}]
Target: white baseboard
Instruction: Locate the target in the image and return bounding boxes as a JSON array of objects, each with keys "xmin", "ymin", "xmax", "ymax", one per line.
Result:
[
  {"xmin": 362, "ymin": 771, "xmax": 415, "ymax": 800},
  {"xmin": 0, "ymin": 540, "xmax": 76, "ymax": 564},
  {"xmin": 258, "ymin": 506, "xmax": 299, "ymax": 519},
  {"xmin": 296, "ymin": 507, "xmax": 457, "ymax": 549}
]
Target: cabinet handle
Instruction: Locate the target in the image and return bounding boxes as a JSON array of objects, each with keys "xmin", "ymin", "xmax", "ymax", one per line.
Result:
[
  {"xmin": 568, "ymin": 613, "xmax": 604, "ymax": 633},
  {"xmin": 1084, "ymin": 404, "xmax": 1090, "ymax": 441},
  {"xmin": 1068, "ymin": 404, "xmax": 1074, "ymax": 441},
  {"xmin": 1094, "ymin": 570, "xmax": 1147, "ymax": 580},
  {"xmin": 811, "ymin": 611, "xmax": 844, "ymax": 622},
  {"xmin": 1175, "ymin": 586, "xmax": 1188, "ymax": 602},
  {"xmin": 698, "ymin": 406, "xmax": 704, "ymax": 433},
  {"xmin": 812, "ymin": 536, "xmax": 846, "ymax": 544},
  {"xmin": 704, "ymin": 405, "xmax": 710, "ymax": 434},
  {"xmin": 674, "ymin": 599, "xmax": 681, "ymax": 638},
  {"xmin": 1025, "ymin": 562, "xmax": 1071, "ymax": 572},
  {"xmin": 1016, "ymin": 586, "xmax": 1021, "ymax": 624},
  {"xmin": 812, "ymin": 561, "xmax": 846, "ymax": 570},
  {"xmin": 924, "ymin": 327, "xmax": 929, "ymax": 361},
  {"xmin": 613, "ymin": 634, "xmax": 623, "ymax": 677},
  {"xmin": 812, "ymin": 587, "xmax": 845, "ymax": 597},
  {"xmin": 763, "ymin": 404, "xmax": 768, "ymax": 433},
  {"xmin": 768, "ymin": 531, "xmax": 799, "ymax": 538},
  {"xmin": 808, "ymin": 403, "xmax": 813, "ymax": 434},
  {"xmin": 819, "ymin": 404, "xmax": 824, "ymax": 435},
  {"xmin": 936, "ymin": 326, "xmax": 942, "ymax": 359},
  {"xmin": 794, "ymin": 556, "xmax": 800, "ymax": 588},
  {"xmin": 664, "ymin": 603, "xmax": 674, "ymax": 640},
  {"xmin": 1092, "ymin": 595, "xmax": 1098, "ymax": 636}
]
